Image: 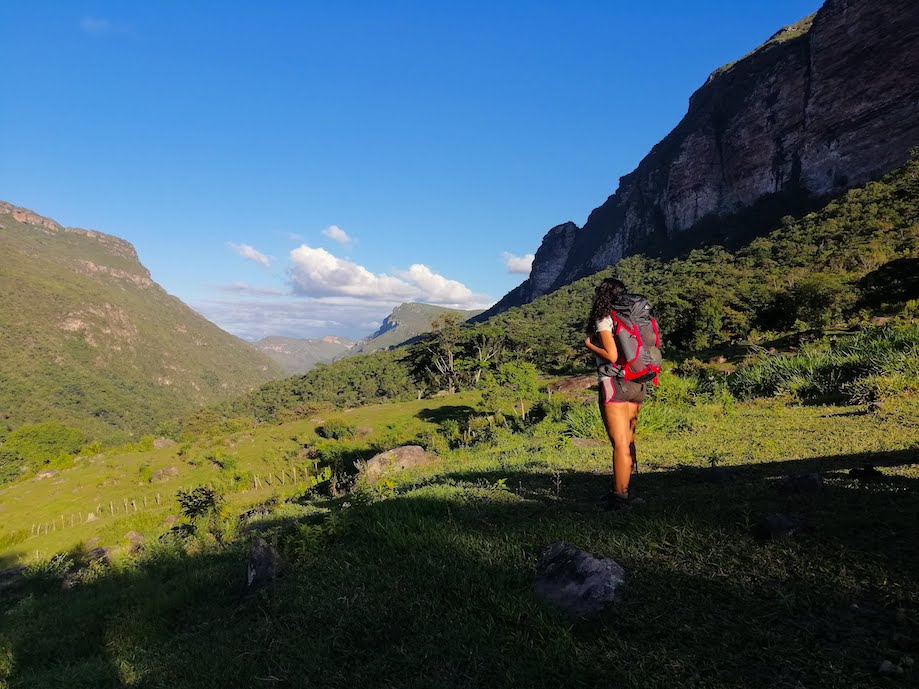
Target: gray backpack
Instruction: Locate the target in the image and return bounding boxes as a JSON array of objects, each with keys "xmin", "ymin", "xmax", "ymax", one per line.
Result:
[{"xmin": 597, "ymin": 294, "xmax": 662, "ymax": 385}]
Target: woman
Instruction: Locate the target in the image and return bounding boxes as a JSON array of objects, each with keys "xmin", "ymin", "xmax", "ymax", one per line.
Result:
[{"xmin": 584, "ymin": 278, "xmax": 645, "ymax": 509}]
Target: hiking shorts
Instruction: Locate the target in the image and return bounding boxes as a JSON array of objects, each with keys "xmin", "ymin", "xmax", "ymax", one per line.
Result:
[{"xmin": 598, "ymin": 375, "xmax": 646, "ymax": 405}]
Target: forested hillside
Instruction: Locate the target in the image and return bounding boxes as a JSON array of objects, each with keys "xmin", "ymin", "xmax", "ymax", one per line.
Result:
[
  {"xmin": 215, "ymin": 155, "xmax": 919, "ymax": 426},
  {"xmin": 0, "ymin": 204, "xmax": 282, "ymax": 443}
]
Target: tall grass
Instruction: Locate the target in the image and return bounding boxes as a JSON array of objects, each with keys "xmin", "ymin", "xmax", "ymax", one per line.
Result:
[{"xmin": 728, "ymin": 325, "xmax": 919, "ymax": 403}]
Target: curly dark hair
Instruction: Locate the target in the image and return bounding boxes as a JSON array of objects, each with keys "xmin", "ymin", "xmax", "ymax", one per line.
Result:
[{"xmin": 586, "ymin": 278, "xmax": 627, "ymax": 334}]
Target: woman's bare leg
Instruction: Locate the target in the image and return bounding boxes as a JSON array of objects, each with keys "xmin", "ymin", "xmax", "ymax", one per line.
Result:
[
  {"xmin": 600, "ymin": 402, "xmax": 634, "ymax": 496},
  {"xmin": 629, "ymin": 403, "xmax": 640, "ymax": 473}
]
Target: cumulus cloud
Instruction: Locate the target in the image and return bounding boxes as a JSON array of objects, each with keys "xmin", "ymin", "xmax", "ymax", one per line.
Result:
[
  {"xmin": 289, "ymin": 245, "xmax": 488, "ymax": 309},
  {"xmin": 216, "ymin": 282, "xmax": 287, "ymax": 296},
  {"xmin": 194, "ymin": 297, "xmax": 348, "ymax": 341},
  {"xmin": 502, "ymin": 251, "xmax": 535, "ymax": 274},
  {"xmin": 322, "ymin": 224, "xmax": 353, "ymax": 245},
  {"xmin": 398, "ymin": 264, "xmax": 478, "ymax": 305},
  {"xmin": 227, "ymin": 242, "xmax": 271, "ymax": 269}
]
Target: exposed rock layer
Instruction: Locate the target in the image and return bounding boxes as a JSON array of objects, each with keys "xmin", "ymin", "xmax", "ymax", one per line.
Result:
[{"xmin": 481, "ymin": 0, "xmax": 919, "ymax": 318}]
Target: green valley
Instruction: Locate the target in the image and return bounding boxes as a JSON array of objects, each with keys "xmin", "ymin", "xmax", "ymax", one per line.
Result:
[{"xmin": 0, "ymin": 203, "xmax": 282, "ymax": 444}]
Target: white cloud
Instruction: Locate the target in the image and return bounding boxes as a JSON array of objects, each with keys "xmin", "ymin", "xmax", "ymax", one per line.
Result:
[
  {"xmin": 322, "ymin": 224, "xmax": 353, "ymax": 245},
  {"xmin": 227, "ymin": 242, "xmax": 271, "ymax": 269},
  {"xmin": 502, "ymin": 251, "xmax": 535, "ymax": 274},
  {"xmin": 398, "ymin": 264, "xmax": 478, "ymax": 305},
  {"xmin": 216, "ymin": 282, "xmax": 287, "ymax": 296},
  {"xmin": 289, "ymin": 245, "xmax": 488, "ymax": 309}
]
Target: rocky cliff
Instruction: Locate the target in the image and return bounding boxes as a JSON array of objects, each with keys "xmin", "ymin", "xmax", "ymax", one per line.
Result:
[{"xmin": 480, "ymin": 0, "xmax": 919, "ymax": 319}]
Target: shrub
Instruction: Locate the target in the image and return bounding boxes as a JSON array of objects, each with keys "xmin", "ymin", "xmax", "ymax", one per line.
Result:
[
  {"xmin": 176, "ymin": 487, "xmax": 222, "ymax": 520},
  {"xmin": 316, "ymin": 418, "xmax": 357, "ymax": 440},
  {"xmin": 1, "ymin": 422, "xmax": 85, "ymax": 469},
  {"xmin": 637, "ymin": 402, "xmax": 694, "ymax": 435},
  {"xmin": 563, "ymin": 402, "xmax": 607, "ymax": 442}
]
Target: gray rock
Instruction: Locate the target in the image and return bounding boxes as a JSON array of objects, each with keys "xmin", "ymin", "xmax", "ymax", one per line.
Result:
[
  {"xmin": 706, "ymin": 467, "xmax": 740, "ymax": 483},
  {"xmin": 780, "ymin": 472, "xmax": 823, "ymax": 494},
  {"xmin": 246, "ymin": 537, "xmax": 285, "ymax": 591},
  {"xmin": 849, "ymin": 465, "xmax": 883, "ymax": 481},
  {"xmin": 85, "ymin": 546, "xmax": 111, "ymax": 564},
  {"xmin": 753, "ymin": 513, "xmax": 802, "ymax": 541},
  {"xmin": 878, "ymin": 660, "xmax": 903, "ymax": 674},
  {"xmin": 153, "ymin": 437, "xmax": 177, "ymax": 449},
  {"xmin": 358, "ymin": 445, "xmax": 438, "ymax": 483},
  {"xmin": 0, "ymin": 565, "xmax": 27, "ymax": 592},
  {"xmin": 151, "ymin": 466, "xmax": 179, "ymax": 482},
  {"xmin": 533, "ymin": 541, "xmax": 626, "ymax": 619}
]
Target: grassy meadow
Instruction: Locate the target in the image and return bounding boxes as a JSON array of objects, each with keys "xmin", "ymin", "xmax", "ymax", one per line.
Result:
[{"xmin": 0, "ymin": 367, "xmax": 916, "ymax": 688}]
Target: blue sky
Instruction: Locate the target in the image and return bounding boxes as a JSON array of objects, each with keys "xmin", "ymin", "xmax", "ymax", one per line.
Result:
[{"xmin": 0, "ymin": 1, "xmax": 822, "ymax": 340}]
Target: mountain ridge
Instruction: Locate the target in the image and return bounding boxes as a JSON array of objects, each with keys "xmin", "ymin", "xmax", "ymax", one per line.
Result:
[
  {"xmin": 0, "ymin": 201, "xmax": 283, "ymax": 440},
  {"xmin": 478, "ymin": 0, "xmax": 919, "ymax": 320}
]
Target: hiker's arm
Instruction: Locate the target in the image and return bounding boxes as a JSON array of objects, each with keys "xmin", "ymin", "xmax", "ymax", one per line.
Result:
[{"xmin": 584, "ymin": 332, "xmax": 618, "ymax": 364}]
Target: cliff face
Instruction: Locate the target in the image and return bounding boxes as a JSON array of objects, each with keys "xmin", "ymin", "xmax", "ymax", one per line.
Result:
[{"xmin": 482, "ymin": 0, "xmax": 919, "ymax": 318}]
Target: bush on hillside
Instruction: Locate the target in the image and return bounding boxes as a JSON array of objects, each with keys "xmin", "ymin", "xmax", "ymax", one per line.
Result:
[
  {"xmin": 316, "ymin": 418, "xmax": 357, "ymax": 440},
  {"xmin": 0, "ymin": 422, "xmax": 85, "ymax": 470}
]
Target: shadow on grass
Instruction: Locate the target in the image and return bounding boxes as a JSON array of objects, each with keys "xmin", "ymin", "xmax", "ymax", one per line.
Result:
[
  {"xmin": 1, "ymin": 448, "xmax": 917, "ymax": 688},
  {"xmin": 416, "ymin": 405, "xmax": 476, "ymax": 425}
]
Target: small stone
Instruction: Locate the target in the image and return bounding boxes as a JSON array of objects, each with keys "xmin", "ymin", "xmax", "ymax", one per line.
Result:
[
  {"xmin": 753, "ymin": 513, "xmax": 801, "ymax": 541},
  {"xmin": 878, "ymin": 660, "xmax": 902, "ymax": 674},
  {"xmin": 707, "ymin": 467, "xmax": 739, "ymax": 483},
  {"xmin": 85, "ymin": 547, "xmax": 110, "ymax": 564},
  {"xmin": 162, "ymin": 515, "xmax": 179, "ymax": 526},
  {"xmin": 849, "ymin": 465, "xmax": 883, "ymax": 481},
  {"xmin": 151, "ymin": 466, "xmax": 179, "ymax": 482},
  {"xmin": 125, "ymin": 531, "xmax": 145, "ymax": 545},
  {"xmin": 533, "ymin": 541, "xmax": 625, "ymax": 619},
  {"xmin": 780, "ymin": 472, "xmax": 823, "ymax": 494},
  {"xmin": 85, "ymin": 512, "xmax": 98, "ymax": 522},
  {"xmin": 246, "ymin": 537, "xmax": 286, "ymax": 591},
  {"xmin": 153, "ymin": 437, "xmax": 177, "ymax": 449}
]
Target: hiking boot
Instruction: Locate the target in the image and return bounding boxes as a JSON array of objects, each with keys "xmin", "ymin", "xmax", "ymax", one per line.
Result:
[{"xmin": 601, "ymin": 490, "xmax": 644, "ymax": 512}]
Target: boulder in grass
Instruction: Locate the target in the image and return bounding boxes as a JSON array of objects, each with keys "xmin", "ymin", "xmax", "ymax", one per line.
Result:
[
  {"xmin": 358, "ymin": 445, "xmax": 438, "ymax": 483},
  {"xmin": 534, "ymin": 541, "xmax": 626, "ymax": 619},
  {"xmin": 151, "ymin": 466, "xmax": 179, "ymax": 482},
  {"xmin": 780, "ymin": 472, "xmax": 823, "ymax": 494},
  {"xmin": 85, "ymin": 546, "xmax": 111, "ymax": 564},
  {"xmin": 246, "ymin": 537, "xmax": 285, "ymax": 591},
  {"xmin": 850, "ymin": 465, "xmax": 884, "ymax": 481},
  {"xmin": 548, "ymin": 375, "xmax": 596, "ymax": 394},
  {"xmin": 753, "ymin": 513, "xmax": 802, "ymax": 541}
]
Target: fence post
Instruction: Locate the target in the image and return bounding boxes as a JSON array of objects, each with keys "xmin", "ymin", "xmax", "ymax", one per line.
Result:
[
  {"xmin": 110, "ymin": 501, "xmax": 115, "ymax": 515},
  {"xmin": 132, "ymin": 500, "xmax": 137, "ymax": 512},
  {"xmin": 156, "ymin": 493, "xmax": 161, "ymax": 505}
]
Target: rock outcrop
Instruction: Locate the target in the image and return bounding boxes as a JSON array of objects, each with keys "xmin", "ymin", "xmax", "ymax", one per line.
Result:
[
  {"xmin": 480, "ymin": 0, "xmax": 919, "ymax": 319},
  {"xmin": 533, "ymin": 541, "xmax": 626, "ymax": 619}
]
